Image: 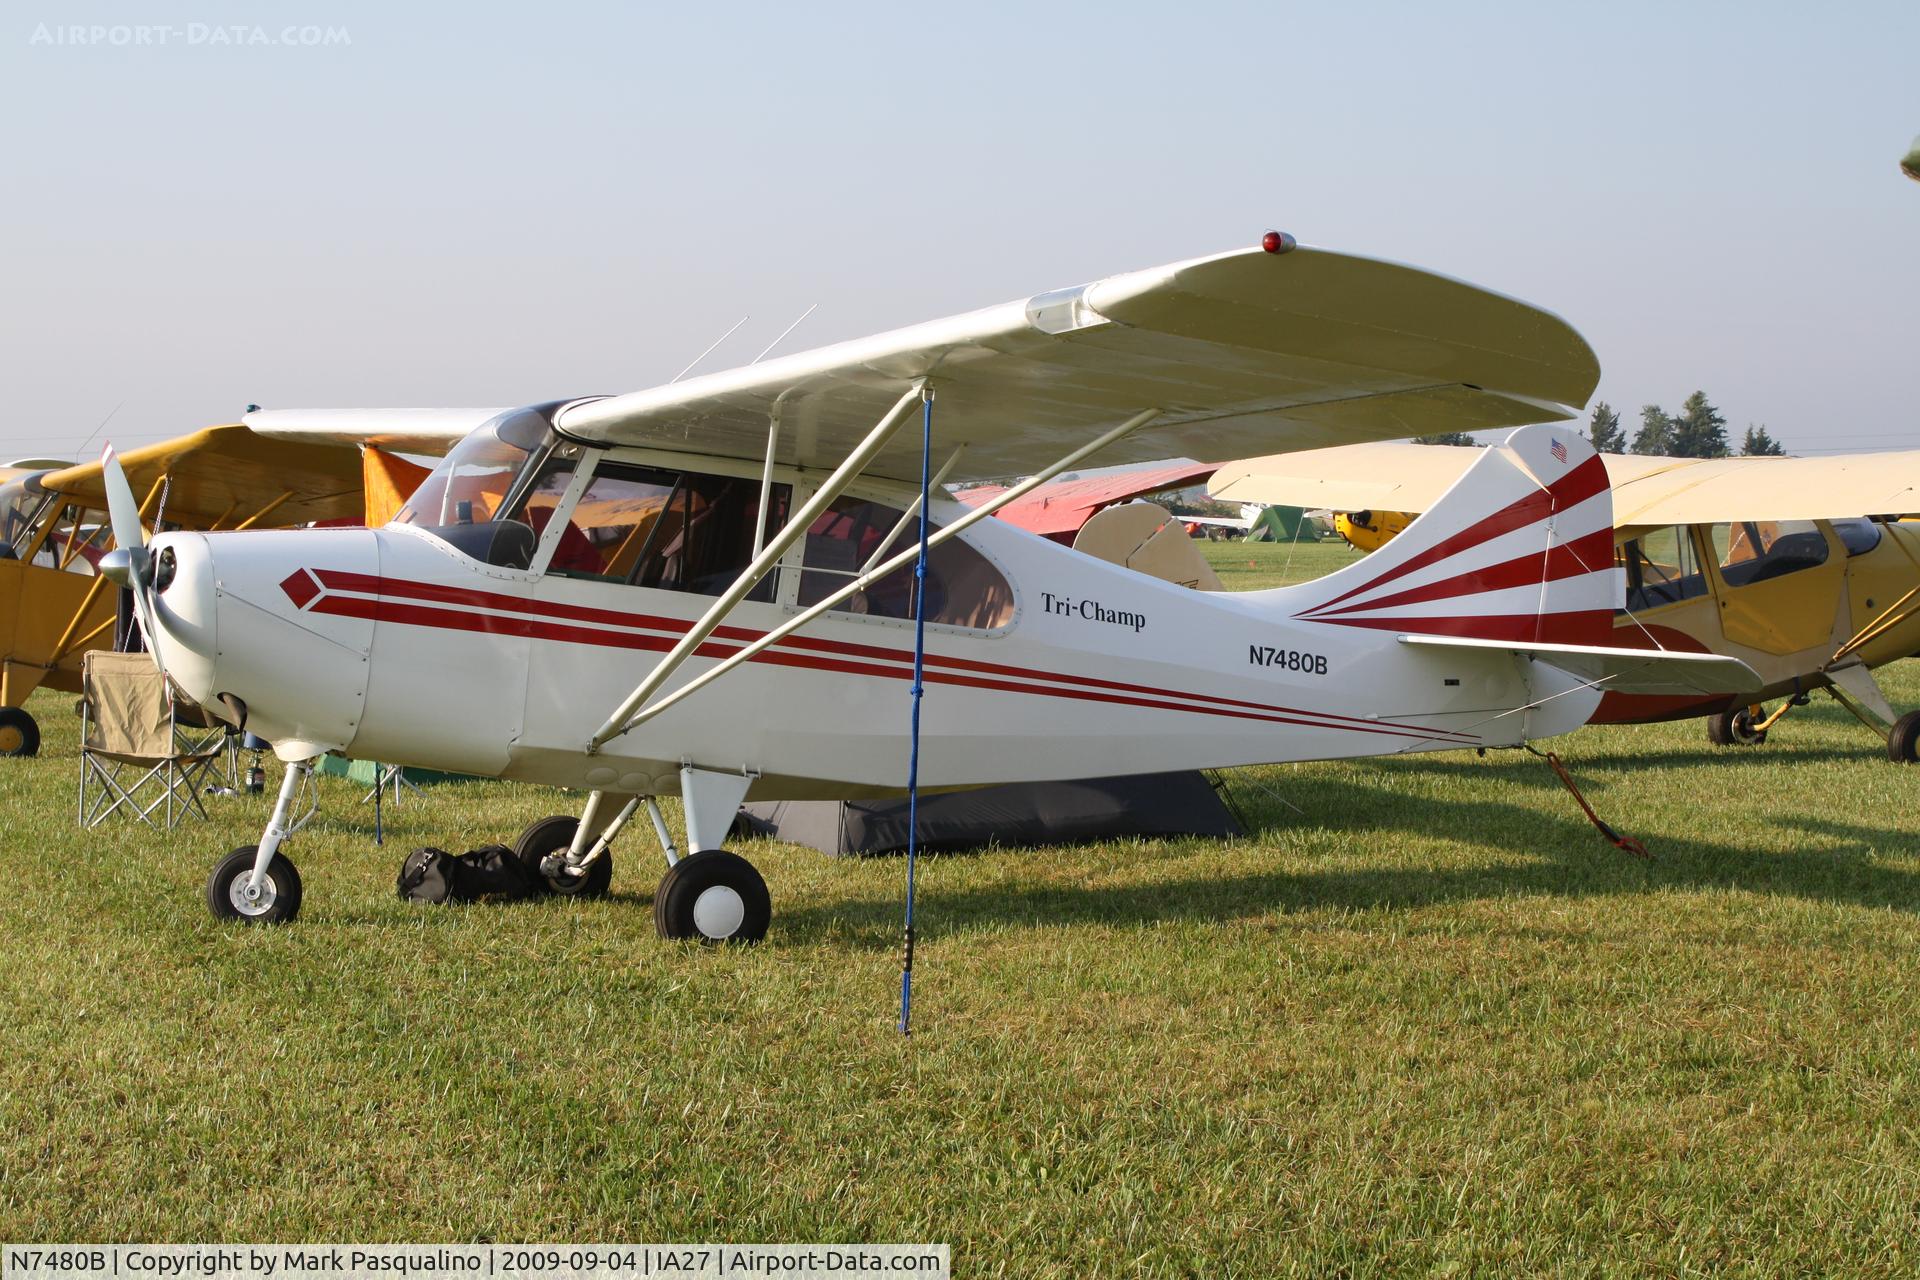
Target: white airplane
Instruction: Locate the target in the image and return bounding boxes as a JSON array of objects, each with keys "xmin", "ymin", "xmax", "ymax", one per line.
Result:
[{"xmin": 98, "ymin": 237, "xmax": 1757, "ymax": 938}]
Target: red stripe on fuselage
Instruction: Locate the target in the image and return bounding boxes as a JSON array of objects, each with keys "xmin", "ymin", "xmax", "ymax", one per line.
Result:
[
  {"xmin": 305, "ymin": 591, "xmax": 1472, "ymax": 744},
  {"xmin": 299, "ymin": 568, "xmax": 1474, "ymax": 740}
]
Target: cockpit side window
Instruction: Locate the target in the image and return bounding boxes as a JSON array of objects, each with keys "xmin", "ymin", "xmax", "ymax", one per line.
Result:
[
  {"xmin": 798, "ymin": 496, "xmax": 1015, "ymax": 630},
  {"xmin": 1618, "ymin": 526, "xmax": 1707, "ymax": 612},
  {"xmin": 625, "ymin": 469, "xmax": 791, "ymax": 600},
  {"xmin": 1710, "ymin": 520, "xmax": 1830, "ymax": 587}
]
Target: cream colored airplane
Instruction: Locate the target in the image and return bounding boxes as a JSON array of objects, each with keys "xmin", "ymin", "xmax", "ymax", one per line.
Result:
[
  {"xmin": 1212, "ymin": 443, "xmax": 1920, "ymax": 759},
  {"xmin": 101, "ymin": 238, "xmax": 1758, "ymax": 931}
]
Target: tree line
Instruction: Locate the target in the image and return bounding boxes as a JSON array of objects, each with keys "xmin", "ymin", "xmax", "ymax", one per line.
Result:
[{"xmin": 1584, "ymin": 393, "xmax": 1783, "ymax": 457}]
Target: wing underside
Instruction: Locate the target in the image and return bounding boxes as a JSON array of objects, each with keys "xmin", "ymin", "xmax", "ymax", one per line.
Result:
[
  {"xmin": 1214, "ymin": 442, "xmax": 1920, "ymax": 525},
  {"xmin": 554, "ymin": 244, "xmax": 1601, "ymax": 483}
]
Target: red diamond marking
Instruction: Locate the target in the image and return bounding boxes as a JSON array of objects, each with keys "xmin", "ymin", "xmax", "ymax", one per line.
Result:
[{"xmin": 280, "ymin": 569, "xmax": 322, "ymax": 610}]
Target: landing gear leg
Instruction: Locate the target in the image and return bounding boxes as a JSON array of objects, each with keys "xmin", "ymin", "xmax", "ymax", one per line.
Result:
[
  {"xmin": 512, "ymin": 790, "xmax": 634, "ymax": 898},
  {"xmin": 206, "ymin": 757, "xmax": 314, "ymax": 924},
  {"xmin": 654, "ymin": 765, "xmax": 768, "ymax": 943}
]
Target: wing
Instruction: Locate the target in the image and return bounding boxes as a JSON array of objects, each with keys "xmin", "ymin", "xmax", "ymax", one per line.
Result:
[
  {"xmin": 959, "ymin": 460, "xmax": 1221, "ymax": 537},
  {"xmin": 243, "ymin": 407, "xmax": 508, "ymax": 456},
  {"xmin": 555, "ymin": 243, "xmax": 1600, "ymax": 483},
  {"xmin": 1214, "ymin": 442, "xmax": 1920, "ymax": 525},
  {"xmin": 41, "ymin": 425, "xmax": 367, "ymax": 527},
  {"xmin": 1608, "ymin": 452, "xmax": 1920, "ymax": 525}
]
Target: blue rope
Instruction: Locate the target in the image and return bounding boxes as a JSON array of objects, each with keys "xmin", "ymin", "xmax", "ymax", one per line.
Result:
[{"xmin": 900, "ymin": 388, "xmax": 932, "ymax": 1036}]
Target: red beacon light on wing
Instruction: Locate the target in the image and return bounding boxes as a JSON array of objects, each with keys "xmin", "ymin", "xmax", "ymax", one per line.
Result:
[{"xmin": 1261, "ymin": 230, "xmax": 1297, "ymax": 254}]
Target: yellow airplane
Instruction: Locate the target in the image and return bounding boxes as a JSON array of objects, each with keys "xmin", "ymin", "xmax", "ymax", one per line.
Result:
[
  {"xmin": 1331, "ymin": 508, "xmax": 1412, "ymax": 552},
  {"xmin": 0, "ymin": 426, "xmax": 368, "ymax": 756},
  {"xmin": 1212, "ymin": 443, "xmax": 1920, "ymax": 760}
]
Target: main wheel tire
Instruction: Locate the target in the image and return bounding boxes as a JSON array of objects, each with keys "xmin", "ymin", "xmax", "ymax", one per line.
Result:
[
  {"xmin": 0, "ymin": 706, "xmax": 39, "ymax": 758},
  {"xmin": 512, "ymin": 814, "xmax": 613, "ymax": 898},
  {"xmin": 206, "ymin": 845, "xmax": 303, "ymax": 924},
  {"xmin": 654, "ymin": 850, "xmax": 770, "ymax": 944},
  {"xmin": 1707, "ymin": 706, "xmax": 1767, "ymax": 746},
  {"xmin": 1887, "ymin": 709, "xmax": 1920, "ymax": 764}
]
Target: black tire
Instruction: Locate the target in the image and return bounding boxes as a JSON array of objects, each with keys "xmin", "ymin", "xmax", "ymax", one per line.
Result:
[
  {"xmin": 1706, "ymin": 706, "xmax": 1767, "ymax": 747},
  {"xmin": 512, "ymin": 814, "xmax": 613, "ymax": 898},
  {"xmin": 0, "ymin": 705, "xmax": 39, "ymax": 758},
  {"xmin": 206, "ymin": 845, "xmax": 303, "ymax": 924},
  {"xmin": 1887, "ymin": 710, "xmax": 1920, "ymax": 764},
  {"xmin": 654, "ymin": 850, "xmax": 770, "ymax": 944}
]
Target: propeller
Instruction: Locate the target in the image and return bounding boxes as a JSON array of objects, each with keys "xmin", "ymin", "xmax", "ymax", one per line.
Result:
[{"xmin": 96, "ymin": 443, "xmax": 163, "ymax": 668}]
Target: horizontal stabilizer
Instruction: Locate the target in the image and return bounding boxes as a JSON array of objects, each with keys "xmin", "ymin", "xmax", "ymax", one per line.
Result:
[{"xmin": 1398, "ymin": 633, "xmax": 1762, "ymax": 696}]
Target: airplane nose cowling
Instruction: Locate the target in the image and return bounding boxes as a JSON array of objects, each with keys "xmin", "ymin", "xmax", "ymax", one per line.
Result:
[{"xmin": 156, "ymin": 528, "xmax": 378, "ymax": 759}]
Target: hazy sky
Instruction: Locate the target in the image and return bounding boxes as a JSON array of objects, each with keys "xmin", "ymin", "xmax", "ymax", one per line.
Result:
[{"xmin": 4, "ymin": 0, "xmax": 1915, "ymax": 461}]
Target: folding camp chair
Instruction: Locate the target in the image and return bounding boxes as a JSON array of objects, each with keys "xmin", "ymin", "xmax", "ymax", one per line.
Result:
[{"xmin": 78, "ymin": 651, "xmax": 222, "ymax": 828}]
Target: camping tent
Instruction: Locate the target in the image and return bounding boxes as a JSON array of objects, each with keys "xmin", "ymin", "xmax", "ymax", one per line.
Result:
[{"xmin": 1246, "ymin": 505, "xmax": 1319, "ymax": 543}]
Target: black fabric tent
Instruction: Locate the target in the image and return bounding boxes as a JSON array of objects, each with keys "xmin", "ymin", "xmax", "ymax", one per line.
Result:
[{"xmin": 736, "ymin": 770, "xmax": 1243, "ymax": 857}]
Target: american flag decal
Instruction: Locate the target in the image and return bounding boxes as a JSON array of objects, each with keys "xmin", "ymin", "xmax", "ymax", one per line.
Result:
[{"xmin": 1549, "ymin": 438, "xmax": 1567, "ymax": 463}]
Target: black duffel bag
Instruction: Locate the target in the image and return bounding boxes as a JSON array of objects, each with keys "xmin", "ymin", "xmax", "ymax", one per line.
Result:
[{"xmin": 397, "ymin": 844, "xmax": 543, "ymax": 904}]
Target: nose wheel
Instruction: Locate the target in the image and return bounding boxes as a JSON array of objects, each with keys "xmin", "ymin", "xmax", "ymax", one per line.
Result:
[
  {"xmin": 206, "ymin": 845, "xmax": 303, "ymax": 924},
  {"xmin": 0, "ymin": 706, "xmax": 39, "ymax": 757},
  {"xmin": 654, "ymin": 849, "xmax": 770, "ymax": 943}
]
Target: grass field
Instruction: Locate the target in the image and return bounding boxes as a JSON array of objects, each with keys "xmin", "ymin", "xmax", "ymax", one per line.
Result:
[{"xmin": 3, "ymin": 537, "xmax": 1918, "ymax": 1276}]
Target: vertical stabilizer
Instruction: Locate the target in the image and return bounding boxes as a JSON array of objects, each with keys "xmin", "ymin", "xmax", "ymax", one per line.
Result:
[{"xmin": 1284, "ymin": 424, "xmax": 1617, "ymax": 646}]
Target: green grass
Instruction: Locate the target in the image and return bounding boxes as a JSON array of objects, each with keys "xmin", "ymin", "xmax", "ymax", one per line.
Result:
[{"xmin": 2, "ymin": 539, "xmax": 1918, "ymax": 1276}]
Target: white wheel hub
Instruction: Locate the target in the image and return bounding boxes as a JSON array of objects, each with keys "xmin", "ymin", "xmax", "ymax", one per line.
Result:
[
  {"xmin": 229, "ymin": 871, "xmax": 278, "ymax": 917},
  {"xmin": 691, "ymin": 885, "xmax": 745, "ymax": 939}
]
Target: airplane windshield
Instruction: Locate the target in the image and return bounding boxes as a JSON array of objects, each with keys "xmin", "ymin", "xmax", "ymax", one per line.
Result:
[
  {"xmin": 392, "ymin": 409, "xmax": 549, "ymax": 529},
  {"xmin": 1, "ymin": 479, "xmax": 49, "ymax": 557}
]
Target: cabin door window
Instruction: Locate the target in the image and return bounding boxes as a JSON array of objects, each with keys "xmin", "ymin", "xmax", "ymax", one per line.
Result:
[{"xmin": 1708, "ymin": 519, "xmax": 1843, "ymax": 655}]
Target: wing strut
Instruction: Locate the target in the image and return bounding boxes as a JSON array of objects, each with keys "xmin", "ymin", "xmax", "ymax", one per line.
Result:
[
  {"xmin": 597, "ymin": 406, "xmax": 1164, "ymax": 743},
  {"xmin": 586, "ymin": 382, "xmax": 929, "ymax": 753}
]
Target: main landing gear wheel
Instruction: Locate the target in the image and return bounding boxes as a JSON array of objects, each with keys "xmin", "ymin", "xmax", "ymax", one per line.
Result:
[
  {"xmin": 513, "ymin": 815, "xmax": 613, "ymax": 898},
  {"xmin": 0, "ymin": 706, "xmax": 39, "ymax": 757},
  {"xmin": 1887, "ymin": 710, "xmax": 1920, "ymax": 764},
  {"xmin": 1707, "ymin": 706, "xmax": 1768, "ymax": 746},
  {"xmin": 206, "ymin": 846, "xmax": 303, "ymax": 924},
  {"xmin": 654, "ymin": 850, "xmax": 770, "ymax": 944}
]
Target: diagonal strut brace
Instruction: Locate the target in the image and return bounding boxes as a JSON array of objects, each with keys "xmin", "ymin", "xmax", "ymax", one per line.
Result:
[
  {"xmin": 587, "ymin": 381, "xmax": 929, "ymax": 753},
  {"xmin": 602, "ymin": 406, "xmax": 1165, "ymax": 741}
]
